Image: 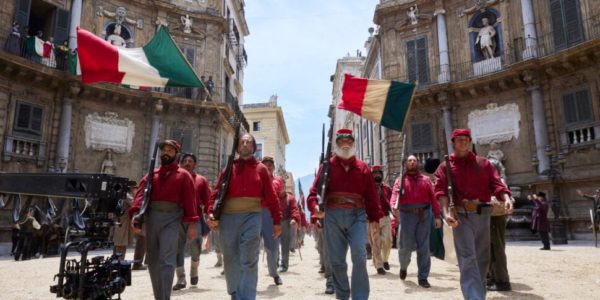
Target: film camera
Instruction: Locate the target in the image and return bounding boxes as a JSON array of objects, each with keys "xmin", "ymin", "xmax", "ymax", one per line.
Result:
[{"xmin": 0, "ymin": 173, "xmax": 133, "ymax": 299}]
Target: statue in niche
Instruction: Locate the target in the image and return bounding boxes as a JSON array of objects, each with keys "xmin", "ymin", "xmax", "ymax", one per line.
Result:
[
  {"xmin": 487, "ymin": 142, "xmax": 506, "ymax": 182},
  {"xmin": 101, "ymin": 149, "xmax": 115, "ymax": 175},
  {"xmin": 106, "ymin": 24, "xmax": 126, "ymax": 47},
  {"xmin": 181, "ymin": 14, "xmax": 193, "ymax": 34},
  {"xmin": 475, "ymin": 17, "xmax": 497, "ymax": 59},
  {"xmin": 103, "ymin": 7, "xmax": 137, "ymax": 29},
  {"xmin": 407, "ymin": 5, "xmax": 419, "ymax": 25}
]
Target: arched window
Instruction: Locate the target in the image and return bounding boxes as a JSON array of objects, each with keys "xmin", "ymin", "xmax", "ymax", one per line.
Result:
[{"xmin": 468, "ymin": 9, "xmax": 503, "ymax": 63}]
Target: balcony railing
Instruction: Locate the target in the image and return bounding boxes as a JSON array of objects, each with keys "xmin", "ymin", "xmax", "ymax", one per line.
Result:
[
  {"xmin": 2, "ymin": 135, "xmax": 46, "ymax": 166},
  {"xmin": 3, "ymin": 34, "xmax": 70, "ymax": 71}
]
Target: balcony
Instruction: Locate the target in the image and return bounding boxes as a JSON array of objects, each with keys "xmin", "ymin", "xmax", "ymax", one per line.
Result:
[
  {"xmin": 3, "ymin": 34, "xmax": 70, "ymax": 71},
  {"xmin": 2, "ymin": 135, "xmax": 46, "ymax": 166},
  {"xmin": 560, "ymin": 122, "xmax": 599, "ymax": 147}
]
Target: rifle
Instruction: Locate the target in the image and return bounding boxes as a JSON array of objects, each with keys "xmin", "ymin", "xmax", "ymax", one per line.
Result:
[
  {"xmin": 212, "ymin": 121, "xmax": 241, "ymax": 220},
  {"xmin": 133, "ymin": 142, "xmax": 159, "ymax": 227},
  {"xmin": 316, "ymin": 117, "xmax": 334, "ymax": 211},
  {"xmin": 443, "ymin": 155, "xmax": 458, "ymax": 222},
  {"xmin": 393, "ymin": 134, "xmax": 407, "ymax": 210},
  {"xmin": 320, "ymin": 123, "xmax": 325, "ymax": 164}
]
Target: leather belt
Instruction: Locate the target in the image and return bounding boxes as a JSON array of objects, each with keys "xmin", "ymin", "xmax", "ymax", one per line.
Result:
[
  {"xmin": 399, "ymin": 205, "xmax": 430, "ymax": 222},
  {"xmin": 456, "ymin": 199, "xmax": 491, "ymax": 214},
  {"xmin": 327, "ymin": 195, "xmax": 364, "ymax": 208},
  {"xmin": 150, "ymin": 201, "xmax": 181, "ymax": 212},
  {"xmin": 223, "ymin": 197, "xmax": 262, "ymax": 213}
]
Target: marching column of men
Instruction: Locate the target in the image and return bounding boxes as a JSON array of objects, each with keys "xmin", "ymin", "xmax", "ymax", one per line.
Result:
[{"xmin": 126, "ymin": 127, "xmax": 517, "ymax": 300}]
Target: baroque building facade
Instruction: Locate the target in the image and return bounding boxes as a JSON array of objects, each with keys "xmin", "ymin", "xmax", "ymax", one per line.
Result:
[
  {"xmin": 365, "ymin": 0, "xmax": 599, "ymax": 239},
  {"xmin": 0, "ymin": 0, "xmax": 249, "ymax": 242}
]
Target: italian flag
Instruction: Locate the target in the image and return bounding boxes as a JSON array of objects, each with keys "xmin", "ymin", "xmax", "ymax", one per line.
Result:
[
  {"xmin": 76, "ymin": 26, "xmax": 202, "ymax": 88},
  {"xmin": 339, "ymin": 74, "xmax": 415, "ymax": 131}
]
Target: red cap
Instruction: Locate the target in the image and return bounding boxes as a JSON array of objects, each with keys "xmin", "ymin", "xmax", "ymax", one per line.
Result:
[
  {"xmin": 371, "ymin": 165, "xmax": 383, "ymax": 173},
  {"xmin": 336, "ymin": 128, "xmax": 354, "ymax": 141},
  {"xmin": 451, "ymin": 129, "xmax": 471, "ymax": 141},
  {"xmin": 159, "ymin": 139, "xmax": 181, "ymax": 152}
]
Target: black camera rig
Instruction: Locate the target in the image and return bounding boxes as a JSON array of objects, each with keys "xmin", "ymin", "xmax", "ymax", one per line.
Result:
[{"xmin": 0, "ymin": 173, "xmax": 132, "ymax": 300}]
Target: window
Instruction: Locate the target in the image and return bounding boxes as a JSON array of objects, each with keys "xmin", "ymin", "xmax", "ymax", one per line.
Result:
[
  {"xmin": 411, "ymin": 123, "xmax": 433, "ymax": 152},
  {"xmin": 14, "ymin": 101, "xmax": 43, "ymax": 136},
  {"xmin": 562, "ymin": 89, "xmax": 592, "ymax": 125},
  {"xmin": 253, "ymin": 121, "xmax": 261, "ymax": 131},
  {"xmin": 406, "ymin": 37, "xmax": 429, "ymax": 85},
  {"xmin": 254, "ymin": 143, "xmax": 263, "ymax": 160},
  {"xmin": 180, "ymin": 46, "xmax": 196, "ymax": 67},
  {"xmin": 549, "ymin": 0, "xmax": 583, "ymax": 50},
  {"xmin": 169, "ymin": 128, "xmax": 193, "ymax": 154},
  {"xmin": 16, "ymin": 0, "xmax": 70, "ymax": 48}
]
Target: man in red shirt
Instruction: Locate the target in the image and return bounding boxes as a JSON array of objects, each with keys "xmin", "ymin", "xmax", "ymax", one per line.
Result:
[
  {"xmin": 129, "ymin": 139, "xmax": 199, "ymax": 300},
  {"xmin": 260, "ymin": 156, "xmax": 284, "ymax": 285},
  {"xmin": 308, "ymin": 128, "xmax": 383, "ymax": 300},
  {"xmin": 279, "ymin": 191, "xmax": 301, "ymax": 273},
  {"xmin": 207, "ymin": 133, "xmax": 282, "ymax": 300},
  {"xmin": 173, "ymin": 153, "xmax": 212, "ymax": 290},
  {"xmin": 391, "ymin": 155, "xmax": 441, "ymax": 288},
  {"xmin": 434, "ymin": 129, "xmax": 512, "ymax": 300},
  {"xmin": 368, "ymin": 165, "xmax": 393, "ymax": 275}
]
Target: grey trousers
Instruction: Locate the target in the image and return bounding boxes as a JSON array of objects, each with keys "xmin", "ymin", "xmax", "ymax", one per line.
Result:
[
  {"xmin": 489, "ymin": 215, "xmax": 509, "ymax": 283},
  {"xmin": 453, "ymin": 207, "xmax": 492, "ymax": 300},
  {"xmin": 280, "ymin": 219, "xmax": 292, "ymax": 269},
  {"xmin": 146, "ymin": 208, "xmax": 183, "ymax": 300}
]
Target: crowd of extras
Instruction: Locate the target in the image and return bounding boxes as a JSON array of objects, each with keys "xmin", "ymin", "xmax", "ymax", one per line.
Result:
[{"xmin": 7, "ymin": 128, "xmax": 600, "ymax": 300}]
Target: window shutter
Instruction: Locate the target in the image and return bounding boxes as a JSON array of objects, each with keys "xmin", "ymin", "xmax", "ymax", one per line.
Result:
[
  {"xmin": 16, "ymin": 104, "xmax": 31, "ymax": 129},
  {"xmin": 412, "ymin": 123, "xmax": 433, "ymax": 151},
  {"xmin": 31, "ymin": 107, "xmax": 43, "ymax": 132},
  {"xmin": 170, "ymin": 129, "xmax": 193, "ymax": 154},
  {"xmin": 549, "ymin": 0, "xmax": 567, "ymax": 50},
  {"xmin": 563, "ymin": 0, "xmax": 583, "ymax": 46},
  {"xmin": 15, "ymin": 0, "xmax": 31, "ymax": 31},
  {"xmin": 575, "ymin": 90, "xmax": 592, "ymax": 122},
  {"xmin": 416, "ymin": 37, "xmax": 430, "ymax": 85},
  {"xmin": 185, "ymin": 48, "xmax": 196, "ymax": 67},
  {"xmin": 53, "ymin": 8, "xmax": 70, "ymax": 46},
  {"xmin": 562, "ymin": 93, "xmax": 577, "ymax": 124},
  {"xmin": 406, "ymin": 40, "xmax": 417, "ymax": 83}
]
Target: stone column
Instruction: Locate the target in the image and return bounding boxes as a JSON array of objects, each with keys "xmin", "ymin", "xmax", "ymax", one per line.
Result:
[
  {"xmin": 56, "ymin": 97, "xmax": 72, "ymax": 172},
  {"xmin": 148, "ymin": 100, "xmax": 163, "ymax": 161},
  {"xmin": 529, "ymin": 85, "xmax": 549, "ymax": 173},
  {"xmin": 68, "ymin": 0, "xmax": 83, "ymax": 50},
  {"xmin": 441, "ymin": 106, "xmax": 453, "ymax": 154},
  {"xmin": 435, "ymin": 9, "xmax": 450, "ymax": 83},
  {"xmin": 521, "ymin": 0, "xmax": 538, "ymax": 59}
]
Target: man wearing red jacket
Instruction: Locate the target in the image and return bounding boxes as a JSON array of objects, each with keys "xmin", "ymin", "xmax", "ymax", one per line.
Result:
[
  {"xmin": 279, "ymin": 191, "xmax": 301, "ymax": 273},
  {"xmin": 368, "ymin": 165, "xmax": 393, "ymax": 275},
  {"xmin": 207, "ymin": 133, "xmax": 282, "ymax": 300},
  {"xmin": 434, "ymin": 129, "xmax": 512, "ymax": 300},
  {"xmin": 391, "ymin": 155, "xmax": 441, "ymax": 288},
  {"xmin": 173, "ymin": 153, "xmax": 212, "ymax": 290},
  {"xmin": 260, "ymin": 156, "xmax": 284, "ymax": 285},
  {"xmin": 308, "ymin": 128, "xmax": 383, "ymax": 300},
  {"xmin": 129, "ymin": 139, "xmax": 199, "ymax": 300}
]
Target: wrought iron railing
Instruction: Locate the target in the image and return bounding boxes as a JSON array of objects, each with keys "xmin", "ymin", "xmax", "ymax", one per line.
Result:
[{"xmin": 2, "ymin": 34, "xmax": 70, "ymax": 71}]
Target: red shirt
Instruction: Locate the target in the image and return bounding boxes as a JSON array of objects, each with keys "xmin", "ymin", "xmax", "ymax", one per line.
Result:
[
  {"xmin": 433, "ymin": 152, "xmax": 511, "ymax": 206},
  {"xmin": 129, "ymin": 161, "xmax": 199, "ymax": 223},
  {"xmin": 376, "ymin": 183, "xmax": 393, "ymax": 215},
  {"xmin": 208, "ymin": 157, "xmax": 282, "ymax": 225},
  {"xmin": 307, "ymin": 156, "xmax": 383, "ymax": 222},
  {"xmin": 191, "ymin": 172, "xmax": 211, "ymax": 215},
  {"xmin": 281, "ymin": 192, "xmax": 301, "ymax": 223},
  {"xmin": 391, "ymin": 171, "xmax": 440, "ymax": 218}
]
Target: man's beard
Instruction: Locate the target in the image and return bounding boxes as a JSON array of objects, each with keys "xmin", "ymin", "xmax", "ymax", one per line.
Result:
[
  {"xmin": 374, "ymin": 177, "xmax": 382, "ymax": 183},
  {"xmin": 160, "ymin": 155, "xmax": 176, "ymax": 165},
  {"xmin": 335, "ymin": 146, "xmax": 355, "ymax": 159}
]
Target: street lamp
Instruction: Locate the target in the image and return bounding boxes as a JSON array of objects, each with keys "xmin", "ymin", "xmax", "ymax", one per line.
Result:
[{"xmin": 539, "ymin": 145, "xmax": 568, "ymax": 245}]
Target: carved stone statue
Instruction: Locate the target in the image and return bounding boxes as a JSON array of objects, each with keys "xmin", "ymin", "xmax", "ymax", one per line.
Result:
[
  {"xmin": 181, "ymin": 14, "xmax": 193, "ymax": 34},
  {"xmin": 103, "ymin": 7, "xmax": 137, "ymax": 29},
  {"xmin": 475, "ymin": 17, "xmax": 497, "ymax": 59},
  {"xmin": 407, "ymin": 5, "xmax": 419, "ymax": 25},
  {"xmin": 106, "ymin": 24, "xmax": 126, "ymax": 47},
  {"xmin": 487, "ymin": 142, "xmax": 506, "ymax": 182},
  {"xmin": 101, "ymin": 149, "xmax": 115, "ymax": 175}
]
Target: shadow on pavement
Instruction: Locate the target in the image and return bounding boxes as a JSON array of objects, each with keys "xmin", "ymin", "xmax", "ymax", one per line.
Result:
[
  {"xmin": 256, "ymin": 285, "xmax": 284, "ymax": 298},
  {"xmin": 401, "ymin": 280, "xmax": 456, "ymax": 293}
]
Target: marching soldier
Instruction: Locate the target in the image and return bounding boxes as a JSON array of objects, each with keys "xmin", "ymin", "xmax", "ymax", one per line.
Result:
[
  {"xmin": 207, "ymin": 133, "xmax": 282, "ymax": 300},
  {"xmin": 391, "ymin": 155, "xmax": 441, "ymax": 288},
  {"xmin": 433, "ymin": 129, "xmax": 512, "ymax": 300},
  {"xmin": 307, "ymin": 128, "xmax": 383, "ymax": 300},
  {"xmin": 260, "ymin": 156, "xmax": 284, "ymax": 285},
  {"xmin": 173, "ymin": 154, "xmax": 211, "ymax": 290},
  {"xmin": 368, "ymin": 165, "xmax": 393, "ymax": 275},
  {"xmin": 279, "ymin": 190, "xmax": 301, "ymax": 273},
  {"xmin": 129, "ymin": 139, "xmax": 199, "ymax": 300}
]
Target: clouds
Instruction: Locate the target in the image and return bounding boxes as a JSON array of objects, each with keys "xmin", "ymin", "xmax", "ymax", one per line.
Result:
[{"xmin": 244, "ymin": 0, "xmax": 378, "ymax": 178}]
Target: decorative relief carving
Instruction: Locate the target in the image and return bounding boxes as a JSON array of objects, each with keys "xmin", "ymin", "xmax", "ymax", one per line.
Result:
[
  {"xmin": 467, "ymin": 103, "xmax": 520, "ymax": 144},
  {"xmin": 84, "ymin": 112, "xmax": 135, "ymax": 153}
]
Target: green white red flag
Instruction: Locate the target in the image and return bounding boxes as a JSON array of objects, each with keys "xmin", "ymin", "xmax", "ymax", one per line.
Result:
[{"xmin": 76, "ymin": 26, "xmax": 202, "ymax": 88}]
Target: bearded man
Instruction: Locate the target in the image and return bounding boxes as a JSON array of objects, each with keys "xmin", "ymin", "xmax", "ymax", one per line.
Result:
[{"xmin": 307, "ymin": 128, "xmax": 383, "ymax": 300}]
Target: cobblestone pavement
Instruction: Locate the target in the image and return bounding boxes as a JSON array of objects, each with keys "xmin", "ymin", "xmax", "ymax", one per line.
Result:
[{"xmin": 1, "ymin": 237, "xmax": 598, "ymax": 299}]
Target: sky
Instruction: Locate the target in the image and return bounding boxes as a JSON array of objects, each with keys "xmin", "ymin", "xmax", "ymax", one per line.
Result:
[{"xmin": 243, "ymin": 0, "xmax": 380, "ymax": 181}]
